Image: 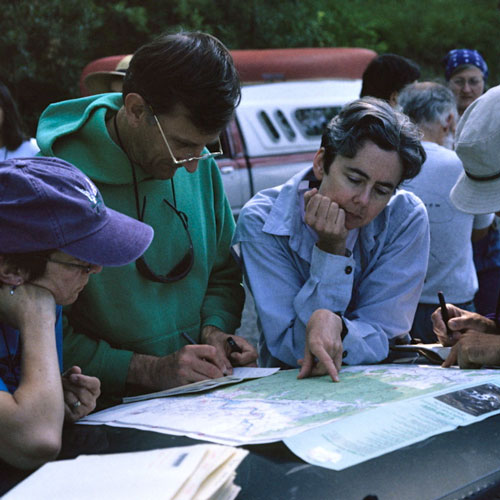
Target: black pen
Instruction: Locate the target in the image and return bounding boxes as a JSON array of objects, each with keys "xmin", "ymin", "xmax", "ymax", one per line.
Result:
[
  {"xmin": 437, "ymin": 291, "xmax": 453, "ymax": 339},
  {"xmin": 226, "ymin": 336, "xmax": 243, "ymax": 354},
  {"xmin": 182, "ymin": 332, "xmax": 197, "ymax": 345}
]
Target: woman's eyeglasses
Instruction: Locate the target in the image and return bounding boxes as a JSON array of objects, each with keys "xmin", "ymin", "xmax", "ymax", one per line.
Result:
[
  {"xmin": 449, "ymin": 77, "xmax": 483, "ymax": 89},
  {"xmin": 46, "ymin": 258, "xmax": 92, "ymax": 273}
]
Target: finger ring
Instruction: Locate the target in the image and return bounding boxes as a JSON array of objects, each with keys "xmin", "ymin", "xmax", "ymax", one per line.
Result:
[{"xmin": 71, "ymin": 400, "xmax": 81, "ymax": 409}]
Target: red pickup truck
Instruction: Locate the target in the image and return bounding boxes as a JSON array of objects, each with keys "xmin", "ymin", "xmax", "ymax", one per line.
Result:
[{"xmin": 80, "ymin": 47, "xmax": 376, "ymax": 215}]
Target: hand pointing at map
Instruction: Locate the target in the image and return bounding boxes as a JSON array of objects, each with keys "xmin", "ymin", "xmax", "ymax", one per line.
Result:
[{"xmin": 297, "ymin": 309, "xmax": 344, "ymax": 382}]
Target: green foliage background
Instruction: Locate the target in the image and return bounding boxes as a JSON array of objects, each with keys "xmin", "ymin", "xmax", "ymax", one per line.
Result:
[{"xmin": 2, "ymin": 0, "xmax": 500, "ymax": 134}]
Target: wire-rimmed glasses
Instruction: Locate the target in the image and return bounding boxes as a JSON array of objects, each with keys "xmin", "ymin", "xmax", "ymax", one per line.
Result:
[
  {"xmin": 46, "ymin": 258, "xmax": 92, "ymax": 273},
  {"xmin": 150, "ymin": 111, "xmax": 223, "ymax": 165}
]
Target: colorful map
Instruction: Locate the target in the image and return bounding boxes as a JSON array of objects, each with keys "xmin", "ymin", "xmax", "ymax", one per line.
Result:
[{"xmin": 81, "ymin": 364, "xmax": 500, "ymax": 446}]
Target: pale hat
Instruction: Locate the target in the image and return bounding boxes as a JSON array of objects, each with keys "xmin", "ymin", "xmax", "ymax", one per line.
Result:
[
  {"xmin": 84, "ymin": 55, "xmax": 132, "ymax": 95},
  {"xmin": 450, "ymin": 85, "xmax": 500, "ymax": 214}
]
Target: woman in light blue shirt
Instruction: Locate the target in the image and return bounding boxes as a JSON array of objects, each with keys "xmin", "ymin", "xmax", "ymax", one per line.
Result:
[{"xmin": 235, "ymin": 98, "xmax": 429, "ymax": 382}]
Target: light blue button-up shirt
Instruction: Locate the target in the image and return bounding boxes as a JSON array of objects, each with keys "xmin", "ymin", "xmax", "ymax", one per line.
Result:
[{"xmin": 234, "ymin": 167, "xmax": 430, "ymax": 368}]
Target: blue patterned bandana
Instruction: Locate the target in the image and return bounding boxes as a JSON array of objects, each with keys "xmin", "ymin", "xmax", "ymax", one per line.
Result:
[{"xmin": 444, "ymin": 49, "xmax": 488, "ymax": 81}]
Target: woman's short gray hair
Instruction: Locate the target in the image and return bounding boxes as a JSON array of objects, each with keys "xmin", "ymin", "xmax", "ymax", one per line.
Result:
[{"xmin": 321, "ymin": 97, "xmax": 426, "ymax": 185}]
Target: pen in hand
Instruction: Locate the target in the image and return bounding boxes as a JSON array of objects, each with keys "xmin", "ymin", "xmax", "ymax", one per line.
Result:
[
  {"xmin": 181, "ymin": 331, "xmax": 229, "ymax": 376},
  {"xmin": 183, "ymin": 332, "xmax": 243, "ymax": 354},
  {"xmin": 437, "ymin": 291, "xmax": 453, "ymax": 339},
  {"xmin": 226, "ymin": 336, "xmax": 243, "ymax": 354}
]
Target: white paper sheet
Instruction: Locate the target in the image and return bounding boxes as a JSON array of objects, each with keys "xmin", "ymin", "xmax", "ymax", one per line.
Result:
[
  {"xmin": 4, "ymin": 445, "xmax": 248, "ymax": 500},
  {"xmin": 123, "ymin": 367, "xmax": 280, "ymax": 403}
]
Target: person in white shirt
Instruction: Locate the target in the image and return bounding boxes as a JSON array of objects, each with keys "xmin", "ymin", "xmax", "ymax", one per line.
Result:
[{"xmin": 398, "ymin": 82, "xmax": 493, "ymax": 343}]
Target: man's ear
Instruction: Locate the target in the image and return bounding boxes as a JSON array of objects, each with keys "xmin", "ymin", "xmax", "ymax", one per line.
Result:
[
  {"xmin": 313, "ymin": 148, "xmax": 326, "ymax": 182},
  {"xmin": 444, "ymin": 113, "xmax": 456, "ymax": 134},
  {"xmin": 0, "ymin": 258, "xmax": 25, "ymax": 286},
  {"xmin": 388, "ymin": 90, "xmax": 399, "ymax": 108},
  {"xmin": 123, "ymin": 93, "xmax": 148, "ymax": 128}
]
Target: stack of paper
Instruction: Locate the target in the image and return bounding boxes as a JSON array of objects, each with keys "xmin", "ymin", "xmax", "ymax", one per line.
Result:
[{"xmin": 4, "ymin": 444, "xmax": 248, "ymax": 500}]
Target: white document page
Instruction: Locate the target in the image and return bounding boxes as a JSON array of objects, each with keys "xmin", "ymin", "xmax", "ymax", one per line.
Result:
[
  {"xmin": 4, "ymin": 445, "xmax": 248, "ymax": 500},
  {"xmin": 285, "ymin": 376, "xmax": 500, "ymax": 470},
  {"xmin": 123, "ymin": 367, "xmax": 280, "ymax": 403}
]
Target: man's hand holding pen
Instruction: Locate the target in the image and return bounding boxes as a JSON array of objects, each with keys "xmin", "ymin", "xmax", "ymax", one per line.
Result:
[
  {"xmin": 432, "ymin": 303, "xmax": 497, "ymax": 347},
  {"xmin": 431, "ymin": 300, "xmax": 500, "ymax": 368},
  {"xmin": 201, "ymin": 326, "xmax": 258, "ymax": 369},
  {"xmin": 128, "ymin": 328, "xmax": 258, "ymax": 392}
]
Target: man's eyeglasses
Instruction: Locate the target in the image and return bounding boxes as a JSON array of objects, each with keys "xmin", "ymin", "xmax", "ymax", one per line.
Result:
[
  {"xmin": 112, "ymin": 110, "xmax": 194, "ymax": 284},
  {"xmin": 46, "ymin": 258, "xmax": 92, "ymax": 273},
  {"xmin": 151, "ymin": 111, "xmax": 223, "ymax": 165}
]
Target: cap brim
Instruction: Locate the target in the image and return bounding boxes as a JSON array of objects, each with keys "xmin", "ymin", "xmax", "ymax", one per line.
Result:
[
  {"xmin": 84, "ymin": 72, "xmax": 125, "ymax": 95},
  {"xmin": 61, "ymin": 208, "xmax": 154, "ymax": 267},
  {"xmin": 450, "ymin": 171, "xmax": 500, "ymax": 214}
]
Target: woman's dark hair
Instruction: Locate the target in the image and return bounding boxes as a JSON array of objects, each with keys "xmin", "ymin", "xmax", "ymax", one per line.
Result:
[
  {"xmin": 0, "ymin": 81, "xmax": 28, "ymax": 151},
  {"xmin": 321, "ymin": 97, "xmax": 426, "ymax": 186},
  {"xmin": 123, "ymin": 31, "xmax": 241, "ymax": 134},
  {"xmin": 2, "ymin": 249, "xmax": 54, "ymax": 281}
]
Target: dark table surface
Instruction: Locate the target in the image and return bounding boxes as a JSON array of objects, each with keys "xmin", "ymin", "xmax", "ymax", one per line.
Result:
[{"xmin": 3, "ymin": 413, "xmax": 500, "ymax": 500}]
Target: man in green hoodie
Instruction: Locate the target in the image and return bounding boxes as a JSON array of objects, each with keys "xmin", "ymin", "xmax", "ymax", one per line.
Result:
[{"xmin": 36, "ymin": 31, "xmax": 257, "ymax": 404}]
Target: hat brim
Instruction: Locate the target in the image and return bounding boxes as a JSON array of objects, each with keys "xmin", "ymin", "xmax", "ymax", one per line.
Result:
[
  {"xmin": 450, "ymin": 171, "xmax": 500, "ymax": 214},
  {"xmin": 61, "ymin": 208, "xmax": 154, "ymax": 267},
  {"xmin": 84, "ymin": 71, "xmax": 125, "ymax": 95}
]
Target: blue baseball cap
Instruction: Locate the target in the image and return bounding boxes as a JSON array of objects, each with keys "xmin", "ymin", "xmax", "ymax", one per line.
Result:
[
  {"xmin": 443, "ymin": 49, "xmax": 488, "ymax": 81},
  {"xmin": 0, "ymin": 157, "xmax": 154, "ymax": 266}
]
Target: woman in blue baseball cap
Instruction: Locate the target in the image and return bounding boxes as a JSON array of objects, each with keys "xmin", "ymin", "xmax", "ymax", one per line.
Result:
[
  {"xmin": 443, "ymin": 48, "xmax": 488, "ymax": 116},
  {"xmin": 0, "ymin": 156, "xmax": 153, "ymax": 469}
]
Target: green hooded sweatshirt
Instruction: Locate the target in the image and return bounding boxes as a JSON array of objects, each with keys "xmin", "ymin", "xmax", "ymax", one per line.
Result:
[{"xmin": 37, "ymin": 93, "xmax": 244, "ymax": 400}]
